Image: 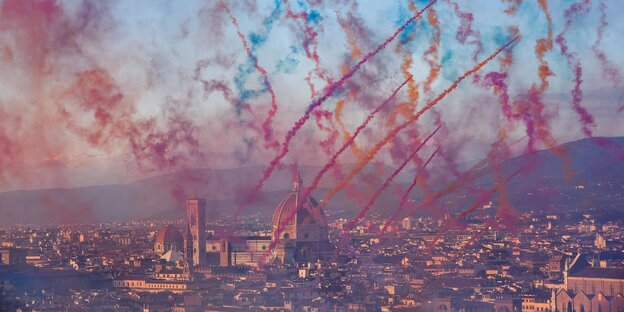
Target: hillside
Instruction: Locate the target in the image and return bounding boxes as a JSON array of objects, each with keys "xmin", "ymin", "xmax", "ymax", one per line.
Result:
[{"xmin": 1, "ymin": 137, "xmax": 622, "ymax": 225}]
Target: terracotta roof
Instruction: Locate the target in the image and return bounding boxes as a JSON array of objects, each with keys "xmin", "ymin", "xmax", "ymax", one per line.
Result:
[
  {"xmin": 156, "ymin": 225, "xmax": 184, "ymax": 245},
  {"xmin": 272, "ymin": 172, "xmax": 328, "ymax": 229}
]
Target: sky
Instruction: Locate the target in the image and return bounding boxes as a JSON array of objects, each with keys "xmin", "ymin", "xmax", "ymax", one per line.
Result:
[{"xmin": 0, "ymin": 0, "xmax": 623, "ymax": 192}]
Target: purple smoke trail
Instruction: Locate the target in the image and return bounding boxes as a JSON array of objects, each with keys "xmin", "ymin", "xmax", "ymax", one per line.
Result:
[
  {"xmin": 593, "ymin": 1, "xmax": 622, "ymax": 88},
  {"xmin": 556, "ymin": 0, "xmax": 595, "ymax": 137},
  {"xmin": 258, "ymin": 75, "xmax": 413, "ymax": 264},
  {"xmin": 343, "ymin": 125, "xmax": 442, "ymax": 233},
  {"xmin": 380, "ymin": 147, "xmax": 439, "ymax": 236},
  {"xmin": 235, "ymin": 0, "xmax": 438, "ymax": 217}
]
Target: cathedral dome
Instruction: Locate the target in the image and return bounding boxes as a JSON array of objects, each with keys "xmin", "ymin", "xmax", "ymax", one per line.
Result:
[
  {"xmin": 156, "ymin": 225, "xmax": 184, "ymax": 245},
  {"xmin": 272, "ymin": 172, "xmax": 328, "ymax": 232}
]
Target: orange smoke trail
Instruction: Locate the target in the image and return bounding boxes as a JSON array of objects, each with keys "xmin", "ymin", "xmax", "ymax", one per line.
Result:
[
  {"xmin": 320, "ymin": 36, "xmax": 519, "ymax": 206},
  {"xmin": 335, "ymin": 97, "xmax": 364, "ymax": 160},
  {"xmin": 335, "ymin": 12, "xmax": 366, "ymax": 160},
  {"xmin": 336, "ymin": 10, "xmax": 363, "ymax": 60},
  {"xmin": 535, "ymin": 0, "xmax": 553, "ymax": 93},
  {"xmin": 516, "ymin": 1, "xmax": 573, "ymax": 178},
  {"xmin": 258, "ymin": 75, "xmax": 414, "ymax": 264},
  {"xmin": 221, "ymin": 1, "xmax": 280, "ymax": 151},
  {"xmin": 388, "ymin": 0, "xmax": 421, "ymax": 126},
  {"xmin": 502, "ymin": 0, "xmax": 523, "ymax": 16},
  {"xmin": 422, "ymin": 8, "xmax": 441, "ymax": 94}
]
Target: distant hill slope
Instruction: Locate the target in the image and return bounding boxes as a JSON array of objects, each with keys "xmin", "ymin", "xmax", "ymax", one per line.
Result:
[
  {"xmin": 415, "ymin": 137, "xmax": 624, "ymax": 218},
  {"xmin": 1, "ymin": 137, "xmax": 623, "ymax": 225}
]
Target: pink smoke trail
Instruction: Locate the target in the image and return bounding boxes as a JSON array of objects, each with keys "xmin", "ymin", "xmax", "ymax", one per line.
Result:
[
  {"xmin": 593, "ymin": 1, "xmax": 622, "ymax": 88},
  {"xmin": 283, "ymin": 0, "xmax": 332, "ymax": 97},
  {"xmin": 221, "ymin": 1, "xmax": 280, "ymax": 151},
  {"xmin": 428, "ymin": 165, "xmax": 524, "ymax": 246},
  {"xmin": 321, "ymin": 36, "xmax": 520, "ymax": 206},
  {"xmin": 343, "ymin": 125, "xmax": 442, "ymax": 233},
  {"xmin": 452, "ymin": 219, "xmax": 500, "ymax": 260},
  {"xmin": 457, "ymin": 166, "xmax": 523, "ymax": 222},
  {"xmin": 445, "ymin": 0, "xmax": 482, "ymax": 62},
  {"xmin": 556, "ymin": 0, "xmax": 594, "ymax": 137},
  {"xmin": 258, "ymin": 75, "xmax": 413, "ymax": 264},
  {"xmin": 380, "ymin": 147, "xmax": 439, "ymax": 235},
  {"xmin": 236, "ymin": 0, "xmax": 438, "ymax": 217}
]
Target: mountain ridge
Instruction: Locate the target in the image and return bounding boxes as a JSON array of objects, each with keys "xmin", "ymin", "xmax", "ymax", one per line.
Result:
[{"xmin": 1, "ymin": 136, "xmax": 622, "ymax": 225}]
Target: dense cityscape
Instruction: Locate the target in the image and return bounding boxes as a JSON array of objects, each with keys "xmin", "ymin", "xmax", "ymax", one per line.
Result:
[
  {"xmin": 2, "ymin": 0, "xmax": 624, "ymax": 311},
  {"xmin": 1, "ymin": 174, "xmax": 623, "ymax": 311}
]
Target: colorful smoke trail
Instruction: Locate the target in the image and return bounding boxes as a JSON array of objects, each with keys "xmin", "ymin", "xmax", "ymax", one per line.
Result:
[
  {"xmin": 344, "ymin": 126, "xmax": 441, "ymax": 233},
  {"xmin": 221, "ymin": 1, "xmax": 280, "ymax": 151},
  {"xmin": 236, "ymin": 0, "xmax": 438, "ymax": 217},
  {"xmin": 259, "ymin": 75, "xmax": 414, "ymax": 264},
  {"xmin": 556, "ymin": 0, "xmax": 594, "ymax": 137},
  {"xmin": 321, "ymin": 36, "xmax": 519, "ymax": 207},
  {"xmin": 380, "ymin": 147, "xmax": 439, "ymax": 235}
]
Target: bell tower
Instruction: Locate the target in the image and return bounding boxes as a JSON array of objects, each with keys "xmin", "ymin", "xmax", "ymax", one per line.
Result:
[{"xmin": 186, "ymin": 198, "xmax": 206, "ymax": 266}]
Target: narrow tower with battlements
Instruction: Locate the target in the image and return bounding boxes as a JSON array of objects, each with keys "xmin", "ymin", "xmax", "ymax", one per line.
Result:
[{"xmin": 186, "ymin": 198, "xmax": 206, "ymax": 267}]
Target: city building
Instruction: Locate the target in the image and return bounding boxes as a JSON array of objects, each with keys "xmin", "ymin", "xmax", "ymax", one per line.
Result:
[
  {"xmin": 185, "ymin": 198, "xmax": 207, "ymax": 267},
  {"xmin": 0, "ymin": 248, "xmax": 26, "ymax": 265},
  {"xmin": 271, "ymin": 171, "xmax": 334, "ymax": 264},
  {"xmin": 553, "ymin": 253, "xmax": 624, "ymax": 312}
]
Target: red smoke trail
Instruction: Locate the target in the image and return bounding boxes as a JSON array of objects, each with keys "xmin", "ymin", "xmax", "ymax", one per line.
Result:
[
  {"xmin": 344, "ymin": 126, "xmax": 441, "ymax": 233},
  {"xmin": 445, "ymin": 0, "xmax": 482, "ymax": 62},
  {"xmin": 502, "ymin": 0, "xmax": 523, "ymax": 16},
  {"xmin": 477, "ymin": 26, "xmax": 518, "ymax": 123},
  {"xmin": 429, "ymin": 166, "xmax": 524, "ymax": 247},
  {"xmin": 456, "ymin": 166, "xmax": 523, "ymax": 222},
  {"xmin": 556, "ymin": 0, "xmax": 594, "ymax": 137},
  {"xmin": 452, "ymin": 219, "xmax": 499, "ymax": 260},
  {"xmin": 258, "ymin": 75, "xmax": 413, "ymax": 264},
  {"xmin": 592, "ymin": 2, "xmax": 623, "ymax": 91},
  {"xmin": 403, "ymin": 135, "xmax": 526, "ymax": 223},
  {"xmin": 335, "ymin": 8, "xmax": 371, "ymax": 160},
  {"xmin": 236, "ymin": 1, "xmax": 438, "ymax": 217},
  {"xmin": 512, "ymin": 1, "xmax": 574, "ymax": 178},
  {"xmin": 313, "ymin": 109, "xmax": 340, "ymax": 156},
  {"xmin": 480, "ymin": 72, "xmax": 513, "ymax": 120},
  {"xmin": 283, "ymin": 0, "xmax": 331, "ymax": 97},
  {"xmin": 402, "ymin": 157, "xmax": 490, "ymax": 221},
  {"xmin": 321, "ymin": 36, "xmax": 520, "ymax": 205},
  {"xmin": 220, "ymin": 1, "xmax": 280, "ymax": 151},
  {"xmin": 380, "ymin": 148, "xmax": 439, "ymax": 235},
  {"xmin": 282, "ymin": 1, "xmax": 342, "ymax": 156}
]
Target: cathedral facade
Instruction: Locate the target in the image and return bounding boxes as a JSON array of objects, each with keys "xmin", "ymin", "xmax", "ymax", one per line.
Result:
[
  {"xmin": 271, "ymin": 171, "xmax": 334, "ymax": 264},
  {"xmin": 184, "ymin": 172, "xmax": 334, "ymax": 268},
  {"xmin": 553, "ymin": 253, "xmax": 624, "ymax": 312}
]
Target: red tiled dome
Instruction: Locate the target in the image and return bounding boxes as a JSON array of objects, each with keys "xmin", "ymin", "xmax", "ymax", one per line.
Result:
[
  {"xmin": 156, "ymin": 225, "xmax": 184, "ymax": 245},
  {"xmin": 272, "ymin": 172, "xmax": 328, "ymax": 229}
]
